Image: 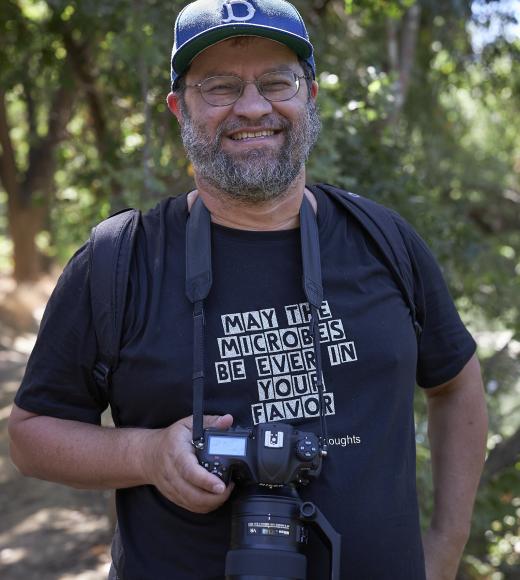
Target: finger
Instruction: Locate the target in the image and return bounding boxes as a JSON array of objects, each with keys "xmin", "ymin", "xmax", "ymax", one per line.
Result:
[
  {"xmin": 182, "ymin": 453, "xmax": 229, "ymax": 494},
  {"xmin": 194, "ymin": 480, "xmax": 235, "ymax": 512},
  {"xmin": 177, "ymin": 482, "xmax": 233, "ymax": 514},
  {"xmin": 203, "ymin": 414, "xmax": 234, "ymax": 430}
]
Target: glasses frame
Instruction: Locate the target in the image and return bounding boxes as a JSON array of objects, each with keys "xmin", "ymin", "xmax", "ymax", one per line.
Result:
[{"xmin": 185, "ymin": 70, "xmax": 309, "ymax": 107}]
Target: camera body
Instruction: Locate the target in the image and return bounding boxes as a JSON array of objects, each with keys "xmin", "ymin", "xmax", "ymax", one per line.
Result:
[
  {"xmin": 196, "ymin": 422, "xmax": 322, "ymax": 486},
  {"xmin": 195, "ymin": 422, "xmax": 341, "ymax": 579}
]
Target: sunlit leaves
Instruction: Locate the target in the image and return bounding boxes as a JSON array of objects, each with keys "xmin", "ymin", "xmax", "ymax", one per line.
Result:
[
  {"xmin": 60, "ymin": 4, "xmax": 74, "ymax": 20},
  {"xmin": 344, "ymin": 0, "xmax": 417, "ymax": 20},
  {"xmin": 18, "ymin": 0, "xmax": 51, "ymax": 22}
]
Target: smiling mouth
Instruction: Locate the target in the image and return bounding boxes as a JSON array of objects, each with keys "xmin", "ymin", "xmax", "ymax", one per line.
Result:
[{"xmin": 229, "ymin": 129, "xmax": 276, "ymax": 141}]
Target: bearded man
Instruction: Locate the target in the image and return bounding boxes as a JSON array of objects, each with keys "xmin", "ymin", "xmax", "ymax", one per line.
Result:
[{"xmin": 9, "ymin": 1, "xmax": 487, "ymax": 579}]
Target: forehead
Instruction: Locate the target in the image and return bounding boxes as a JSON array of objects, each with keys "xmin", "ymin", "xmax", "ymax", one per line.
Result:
[{"xmin": 186, "ymin": 36, "xmax": 300, "ymax": 79}]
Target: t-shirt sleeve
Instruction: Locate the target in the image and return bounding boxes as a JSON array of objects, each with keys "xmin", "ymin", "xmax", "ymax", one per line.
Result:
[
  {"xmin": 14, "ymin": 243, "xmax": 107, "ymax": 424},
  {"xmin": 394, "ymin": 215, "xmax": 477, "ymax": 388}
]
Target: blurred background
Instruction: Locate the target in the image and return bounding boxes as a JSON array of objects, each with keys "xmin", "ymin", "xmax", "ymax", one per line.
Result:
[{"xmin": 0, "ymin": 0, "xmax": 519, "ymax": 578}]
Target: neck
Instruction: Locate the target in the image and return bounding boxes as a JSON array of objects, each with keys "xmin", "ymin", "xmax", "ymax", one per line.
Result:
[{"xmin": 189, "ymin": 172, "xmax": 316, "ymax": 231}]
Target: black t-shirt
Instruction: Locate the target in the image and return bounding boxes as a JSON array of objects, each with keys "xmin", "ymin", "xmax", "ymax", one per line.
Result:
[{"xmin": 16, "ymin": 187, "xmax": 476, "ymax": 579}]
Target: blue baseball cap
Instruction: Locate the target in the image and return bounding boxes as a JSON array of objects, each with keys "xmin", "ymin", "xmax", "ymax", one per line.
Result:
[{"xmin": 171, "ymin": 0, "xmax": 316, "ymax": 88}]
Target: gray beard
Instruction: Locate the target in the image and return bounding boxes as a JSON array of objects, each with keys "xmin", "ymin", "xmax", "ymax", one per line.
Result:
[{"xmin": 180, "ymin": 100, "xmax": 321, "ymax": 202}]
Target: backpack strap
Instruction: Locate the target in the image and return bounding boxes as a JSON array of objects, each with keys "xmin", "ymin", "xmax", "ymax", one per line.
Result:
[
  {"xmin": 310, "ymin": 183, "xmax": 422, "ymax": 338},
  {"xmin": 89, "ymin": 208, "xmax": 141, "ymax": 391}
]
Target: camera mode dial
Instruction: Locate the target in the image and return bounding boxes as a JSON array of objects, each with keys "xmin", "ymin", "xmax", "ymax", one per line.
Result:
[{"xmin": 295, "ymin": 436, "xmax": 320, "ymax": 462}]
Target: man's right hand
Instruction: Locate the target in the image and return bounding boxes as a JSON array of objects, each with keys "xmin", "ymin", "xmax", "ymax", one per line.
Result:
[
  {"xmin": 8, "ymin": 406, "xmax": 235, "ymax": 512},
  {"xmin": 142, "ymin": 414, "xmax": 235, "ymax": 513}
]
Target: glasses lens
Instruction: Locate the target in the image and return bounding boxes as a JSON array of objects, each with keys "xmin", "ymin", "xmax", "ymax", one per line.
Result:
[
  {"xmin": 201, "ymin": 76, "xmax": 242, "ymax": 106},
  {"xmin": 259, "ymin": 71, "xmax": 299, "ymax": 102}
]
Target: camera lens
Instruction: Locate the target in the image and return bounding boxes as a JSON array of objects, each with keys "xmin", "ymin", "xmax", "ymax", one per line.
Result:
[{"xmin": 225, "ymin": 487, "xmax": 309, "ymax": 580}]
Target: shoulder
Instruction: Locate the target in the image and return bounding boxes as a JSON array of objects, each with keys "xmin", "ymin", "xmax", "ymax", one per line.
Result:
[
  {"xmin": 54, "ymin": 242, "xmax": 91, "ymax": 292},
  {"xmin": 35, "ymin": 242, "xmax": 93, "ymax": 339},
  {"xmin": 93, "ymin": 194, "xmax": 188, "ymax": 233},
  {"xmin": 140, "ymin": 194, "xmax": 188, "ymax": 226},
  {"xmin": 131, "ymin": 194, "xmax": 189, "ymax": 248},
  {"xmin": 312, "ymin": 182, "xmax": 432, "ymax": 252},
  {"xmin": 311, "ymin": 182, "xmax": 413, "ymax": 232},
  {"xmin": 89, "ymin": 194, "xmax": 188, "ymax": 260}
]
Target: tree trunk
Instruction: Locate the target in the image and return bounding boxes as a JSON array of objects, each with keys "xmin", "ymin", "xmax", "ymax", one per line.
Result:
[
  {"xmin": 1, "ymin": 71, "xmax": 75, "ymax": 282},
  {"xmin": 386, "ymin": 4, "xmax": 422, "ymax": 125},
  {"xmin": 8, "ymin": 196, "xmax": 48, "ymax": 282}
]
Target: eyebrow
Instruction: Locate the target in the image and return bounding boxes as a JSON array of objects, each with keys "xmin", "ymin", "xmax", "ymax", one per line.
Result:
[{"xmin": 192, "ymin": 64, "xmax": 301, "ymax": 80}]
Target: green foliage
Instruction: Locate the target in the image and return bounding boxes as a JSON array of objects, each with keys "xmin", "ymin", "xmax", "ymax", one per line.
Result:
[{"xmin": 344, "ymin": 0, "xmax": 417, "ymax": 20}]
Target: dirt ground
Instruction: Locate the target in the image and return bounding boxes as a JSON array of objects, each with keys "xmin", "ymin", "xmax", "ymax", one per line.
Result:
[{"xmin": 0, "ymin": 275, "xmax": 113, "ymax": 579}]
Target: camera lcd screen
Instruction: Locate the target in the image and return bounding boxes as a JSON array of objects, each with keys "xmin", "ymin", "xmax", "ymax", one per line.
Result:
[{"xmin": 208, "ymin": 435, "xmax": 247, "ymax": 457}]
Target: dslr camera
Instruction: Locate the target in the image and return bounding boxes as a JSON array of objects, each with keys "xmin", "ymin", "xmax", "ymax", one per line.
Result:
[{"xmin": 195, "ymin": 422, "xmax": 341, "ymax": 580}]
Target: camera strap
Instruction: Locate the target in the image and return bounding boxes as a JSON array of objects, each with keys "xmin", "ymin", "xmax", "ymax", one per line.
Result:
[
  {"xmin": 185, "ymin": 197, "xmax": 212, "ymax": 445},
  {"xmin": 186, "ymin": 194, "xmax": 328, "ymax": 449},
  {"xmin": 299, "ymin": 196, "xmax": 328, "ymax": 451}
]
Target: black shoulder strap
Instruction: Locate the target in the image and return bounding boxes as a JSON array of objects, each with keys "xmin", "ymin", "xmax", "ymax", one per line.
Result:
[
  {"xmin": 185, "ymin": 196, "xmax": 212, "ymax": 444},
  {"xmin": 310, "ymin": 183, "xmax": 422, "ymax": 337},
  {"xmin": 89, "ymin": 208, "xmax": 141, "ymax": 389}
]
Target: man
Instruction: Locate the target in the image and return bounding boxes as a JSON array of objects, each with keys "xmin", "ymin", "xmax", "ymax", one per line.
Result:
[{"xmin": 8, "ymin": 1, "xmax": 487, "ymax": 579}]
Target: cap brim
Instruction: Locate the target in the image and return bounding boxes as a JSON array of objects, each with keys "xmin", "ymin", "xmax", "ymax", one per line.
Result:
[{"xmin": 172, "ymin": 24, "xmax": 313, "ymax": 78}]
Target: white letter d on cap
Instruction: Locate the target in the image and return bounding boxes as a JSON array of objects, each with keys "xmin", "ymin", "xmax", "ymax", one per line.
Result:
[{"xmin": 222, "ymin": 0, "xmax": 256, "ymax": 23}]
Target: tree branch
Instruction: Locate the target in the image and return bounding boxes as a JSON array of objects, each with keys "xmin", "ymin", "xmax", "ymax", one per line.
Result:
[
  {"xmin": 22, "ymin": 77, "xmax": 76, "ymax": 205},
  {"xmin": 22, "ymin": 78, "xmax": 37, "ymax": 143},
  {"xmin": 387, "ymin": 17, "xmax": 399, "ymax": 73},
  {"xmin": 133, "ymin": 0, "xmax": 153, "ymax": 198},
  {"xmin": 0, "ymin": 88, "xmax": 20, "ymax": 198},
  {"xmin": 386, "ymin": 4, "xmax": 421, "ymax": 124},
  {"xmin": 468, "ymin": 201, "xmax": 520, "ymax": 235},
  {"xmin": 60, "ymin": 32, "xmax": 108, "ymax": 154},
  {"xmin": 59, "ymin": 28, "xmax": 123, "ymax": 201},
  {"xmin": 480, "ymin": 426, "xmax": 520, "ymax": 487},
  {"xmin": 312, "ymin": 0, "xmax": 334, "ymax": 18},
  {"xmin": 480, "ymin": 338, "xmax": 513, "ymax": 378},
  {"xmin": 399, "ymin": 4, "xmax": 421, "ymax": 103}
]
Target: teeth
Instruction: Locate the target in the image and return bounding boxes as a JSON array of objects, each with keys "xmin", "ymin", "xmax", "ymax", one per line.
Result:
[{"xmin": 231, "ymin": 130, "xmax": 275, "ymax": 140}]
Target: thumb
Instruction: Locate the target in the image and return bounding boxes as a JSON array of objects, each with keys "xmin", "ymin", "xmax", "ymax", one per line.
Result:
[{"xmin": 203, "ymin": 414, "xmax": 234, "ymax": 430}]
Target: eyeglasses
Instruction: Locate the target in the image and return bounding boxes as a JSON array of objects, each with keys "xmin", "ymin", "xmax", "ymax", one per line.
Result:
[{"xmin": 185, "ymin": 70, "xmax": 308, "ymax": 107}]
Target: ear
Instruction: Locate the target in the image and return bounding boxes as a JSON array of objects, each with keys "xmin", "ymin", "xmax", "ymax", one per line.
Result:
[
  {"xmin": 310, "ymin": 80, "xmax": 319, "ymax": 101},
  {"xmin": 167, "ymin": 92, "xmax": 183, "ymax": 123}
]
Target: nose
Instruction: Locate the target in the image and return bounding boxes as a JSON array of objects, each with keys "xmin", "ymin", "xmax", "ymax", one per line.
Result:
[{"xmin": 232, "ymin": 81, "xmax": 273, "ymax": 119}]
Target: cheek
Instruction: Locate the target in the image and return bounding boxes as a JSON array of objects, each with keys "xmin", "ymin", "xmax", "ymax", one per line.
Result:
[
  {"xmin": 197, "ymin": 108, "xmax": 230, "ymax": 135},
  {"xmin": 273, "ymin": 104, "xmax": 306, "ymax": 126},
  {"xmin": 273, "ymin": 94, "xmax": 309, "ymax": 118}
]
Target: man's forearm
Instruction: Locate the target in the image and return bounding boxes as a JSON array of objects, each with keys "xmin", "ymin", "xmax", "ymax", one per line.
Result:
[
  {"xmin": 8, "ymin": 407, "xmax": 156, "ymax": 489},
  {"xmin": 426, "ymin": 355, "xmax": 488, "ymax": 539},
  {"xmin": 9, "ymin": 406, "xmax": 235, "ymax": 513},
  {"xmin": 423, "ymin": 354, "xmax": 488, "ymax": 579}
]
